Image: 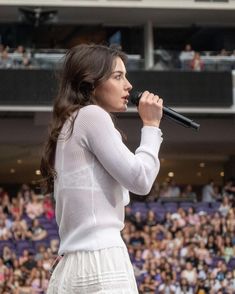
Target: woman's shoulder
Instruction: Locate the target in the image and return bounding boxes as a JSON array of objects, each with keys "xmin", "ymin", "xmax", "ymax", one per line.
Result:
[
  {"xmin": 80, "ymin": 104, "xmax": 108, "ymax": 115},
  {"xmin": 77, "ymin": 104, "xmax": 112, "ymax": 124}
]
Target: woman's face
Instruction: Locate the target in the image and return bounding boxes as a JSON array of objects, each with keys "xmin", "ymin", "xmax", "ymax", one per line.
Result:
[{"xmin": 94, "ymin": 57, "xmax": 132, "ymax": 112}]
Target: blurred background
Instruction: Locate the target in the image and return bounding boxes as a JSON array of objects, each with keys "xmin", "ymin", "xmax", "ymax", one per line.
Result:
[{"xmin": 0, "ymin": 0, "xmax": 235, "ymax": 293}]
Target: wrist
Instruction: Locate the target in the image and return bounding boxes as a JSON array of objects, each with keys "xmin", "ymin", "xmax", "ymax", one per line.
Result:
[{"xmin": 143, "ymin": 121, "xmax": 160, "ymax": 128}]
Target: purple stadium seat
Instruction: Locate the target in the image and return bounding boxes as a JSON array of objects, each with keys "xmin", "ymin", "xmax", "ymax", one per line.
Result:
[
  {"xmin": 163, "ymin": 202, "xmax": 178, "ymax": 213},
  {"xmin": 47, "ymin": 229, "xmax": 59, "ymax": 240},
  {"xmin": 0, "ymin": 241, "xmax": 15, "ymax": 255},
  {"xmin": 33, "ymin": 239, "xmax": 50, "ymax": 251},
  {"xmin": 179, "ymin": 202, "xmax": 194, "ymax": 210},
  {"xmin": 132, "ymin": 202, "xmax": 147, "ymax": 210},
  {"xmin": 228, "ymin": 257, "xmax": 235, "ymax": 269},
  {"xmin": 211, "ymin": 201, "xmax": 221, "ymax": 209},
  {"xmin": 16, "ymin": 240, "xmax": 32, "ymax": 256}
]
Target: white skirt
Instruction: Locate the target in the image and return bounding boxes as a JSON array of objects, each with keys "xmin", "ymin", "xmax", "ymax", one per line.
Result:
[{"xmin": 46, "ymin": 246, "xmax": 139, "ymax": 294}]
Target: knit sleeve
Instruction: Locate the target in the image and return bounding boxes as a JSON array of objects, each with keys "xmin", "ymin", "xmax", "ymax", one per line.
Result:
[{"xmin": 75, "ymin": 105, "xmax": 163, "ymax": 195}]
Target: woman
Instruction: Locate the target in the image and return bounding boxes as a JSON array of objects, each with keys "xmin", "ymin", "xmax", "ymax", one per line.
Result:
[{"xmin": 41, "ymin": 44, "xmax": 163, "ymax": 293}]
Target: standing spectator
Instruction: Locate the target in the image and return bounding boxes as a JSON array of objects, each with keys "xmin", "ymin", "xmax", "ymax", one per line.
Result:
[
  {"xmin": 190, "ymin": 52, "xmax": 204, "ymax": 71},
  {"xmin": 202, "ymin": 179, "xmax": 216, "ymax": 203},
  {"xmin": 0, "ymin": 49, "xmax": 13, "ymax": 68},
  {"xmin": 181, "ymin": 184, "xmax": 197, "ymax": 200},
  {"xmin": 179, "ymin": 44, "xmax": 195, "ymax": 70}
]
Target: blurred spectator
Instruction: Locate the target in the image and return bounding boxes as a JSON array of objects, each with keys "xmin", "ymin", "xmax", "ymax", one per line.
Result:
[
  {"xmin": 26, "ymin": 219, "xmax": 47, "ymax": 241},
  {"xmin": 221, "ymin": 236, "xmax": 234, "ymax": 263},
  {"xmin": 0, "ymin": 218, "xmax": 12, "ymax": 240},
  {"xmin": 179, "ymin": 44, "xmax": 195, "ymax": 60},
  {"xmin": 158, "ymin": 273, "xmax": 176, "ymax": 293},
  {"xmin": 21, "ymin": 252, "xmax": 37, "ymax": 278},
  {"xmin": 11, "ymin": 214, "xmax": 28, "ymax": 240},
  {"xmin": 219, "ymin": 195, "xmax": 231, "ymax": 217},
  {"xmin": 181, "ymin": 184, "xmax": 197, "ymax": 200},
  {"xmin": 26, "ymin": 193, "xmax": 44, "ymax": 220},
  {"xmin": 190, "ymin": 52, "xmax": 204, "ymax": 71},
  {"xmin": 2, "ymin": 245, "xmax": 15, "ymax": 268},
  {"xmin": 175, "ymin": 278, "xmax": 194, "ymax": 294},
  {"xmin": 202, "ymin": 179, "xmax": 216, "ymax": 202},
  {"xmin": 43, "ymin": 196, "xmax": 55, "ymax": 220},
  {"xmin": 219, "ymin": 48, "xmax": 228, "ymax": 56},
  {"xmin": 168, "ymin": 179, "xmax": 181, "ymax": 197},
  {"xmin": 129, "ymin": 230, "xmax": 145, "ymax": 250},
  {"xmin": 139, "ymin": 275, "xmax": 156, "ymax": 293},
  {"xmin": 10, "ymin": 197, "xmax": 23, "ymax": 220},
  {"xmin": 181, "ymin": 262, "xmax": 197, "ymax": 286},
  {"xmin": 223, "ymin": 178, "xmax": 235, "ymax": 198},
  {"xmin": 0, "ymin": 49, "xmax": 13, "ymax": 69}
]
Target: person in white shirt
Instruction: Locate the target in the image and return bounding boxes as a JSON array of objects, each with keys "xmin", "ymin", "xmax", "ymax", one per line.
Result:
[{"xmin": 41, "ymin": 44, "xmax": 163, "ymax": 293}]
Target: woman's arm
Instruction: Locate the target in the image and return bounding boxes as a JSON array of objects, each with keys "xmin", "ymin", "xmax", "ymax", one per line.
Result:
[{"xmin": 76, "ymin": 105, "xmax": 163, "ymax": 195}]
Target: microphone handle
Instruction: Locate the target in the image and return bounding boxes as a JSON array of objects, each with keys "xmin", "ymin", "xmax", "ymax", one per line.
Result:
[
  {"xmin": 163, "ymin": 106, "xmax": 200, "ymax": 130},
  {"xmin": 130, "ymin": 92, "xmax": 200, "ymax": 130}
]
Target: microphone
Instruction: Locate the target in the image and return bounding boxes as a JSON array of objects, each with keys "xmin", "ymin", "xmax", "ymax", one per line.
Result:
[{"xmin": 130, "ymin": 91, "xmax": 200, "ymax": 130}]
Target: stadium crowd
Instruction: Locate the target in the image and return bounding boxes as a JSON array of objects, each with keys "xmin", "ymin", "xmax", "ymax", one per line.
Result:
[
  {"xmin": 1, "ymin": 43, "xmax": 235, "ymax": 71},
  {"xmin": 0, "ymin": 178, "xmax": 234, "ymax": 293}
]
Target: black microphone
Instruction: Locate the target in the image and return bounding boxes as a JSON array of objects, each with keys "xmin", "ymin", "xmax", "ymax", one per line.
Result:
[{"xmin": 130, "ymin": 91, "xmax": 200, "ymax": 130}]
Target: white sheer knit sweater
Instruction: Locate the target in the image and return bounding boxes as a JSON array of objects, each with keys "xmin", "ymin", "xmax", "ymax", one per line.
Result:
[{"xmin": 54, "ymin": 105, "xmax": 163, "ymax": 254}]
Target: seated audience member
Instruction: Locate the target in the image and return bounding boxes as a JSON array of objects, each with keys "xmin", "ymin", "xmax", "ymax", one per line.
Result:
[
  {"xmin": 21, "ymin": 252, "xmax": 37, "ymax": 278},
  {"xmin": 19, "ymin": 249, "xmax": 30, "ymax": 266},
  {"xmin": 26, "ymin": 219, "xmax": 47, "ymax": 241},
  {"xmin": 10, "ymin": 197, "xmax": 23, "ymax": 220},
  {"xmin": 132, "ymin": 211, "xmax": 146, "ymax": 230},
  {"xmin": 187, "ymin": 207, "xmax": 200, "ymax": 225},
  {"xmin": 139, "ymin": 275, "xmax": 156, "ymax": 294},
  {"xmin": 181, "ymin": 262, "xmax": 198, "ymax": 286},
  {"xmin": 219, "ymin": 195, "xmax": 231, "ymax": 217},
  {"xmin": 175, "ymin": 278, "xmax": 194, "ymax": 294},
  {"xmin": 0, "ymin": 258, "xmax": 7, "ymax": 286},
  {"xmin": 145, "ymin": 210, "xmax": 157, "ymax": 227},
  {"xmin": 1, "ymin": 193, "xmax": 11, "ymax": 215},
  {"xmin": 158, "ymin": 274, "xmax": 176, "ymax": 293},
  {"xmin": 11, "ymin": 214, "xmax": 28, "ymax": 240},
  {"xmin": 43, "ymin": 196, "xmax": 55, "ymax": 220},
  {"xmin": 221, "ymin": 236, "xmax": 234, "ymax": 263},
  {"xmin": 0, "ymin": 218, "xmax": 12, "ymax": 240},
  {"xmin": 2, "ymin": 245, "xmax": 15, "ymax": 268},
  {"xmin": 129, "ymin": 230, "xmax": 146, "ymax": 250},
  {"xmin": 25, "ymin": 193, "xmax": 44, "ymax": 220}
]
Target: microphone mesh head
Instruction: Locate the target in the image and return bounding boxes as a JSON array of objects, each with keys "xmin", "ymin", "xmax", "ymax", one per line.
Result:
[{"xmin": 130, "ymin": 91, "xmax": 142, "ymax": 106}]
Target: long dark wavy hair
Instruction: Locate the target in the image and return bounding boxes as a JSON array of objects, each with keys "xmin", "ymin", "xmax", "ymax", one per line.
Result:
[{"xmin": 40, "ymin": 44, "xmax": 127, "ymax": 194}]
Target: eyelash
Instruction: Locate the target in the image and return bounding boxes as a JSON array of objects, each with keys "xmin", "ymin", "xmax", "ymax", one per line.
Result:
[{"xmin": 115, "ymin": 75, "xmax": 122, "ymax": 80}]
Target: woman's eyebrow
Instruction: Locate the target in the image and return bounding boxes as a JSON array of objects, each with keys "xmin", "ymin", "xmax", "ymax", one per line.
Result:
[{"xmin": 112, "ymin": 70, "xmax": 127, "ymax": 75}]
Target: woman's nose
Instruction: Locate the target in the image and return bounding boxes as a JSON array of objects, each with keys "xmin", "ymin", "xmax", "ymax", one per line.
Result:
[{"xmin": 125, "ymin": 79, "xmax": 132, "ymax": 91}]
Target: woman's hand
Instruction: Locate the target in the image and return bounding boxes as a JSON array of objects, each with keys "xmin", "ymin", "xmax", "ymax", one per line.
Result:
[{"xmin": 138, "ymin": 91, "xmax": 163, "ymax": 128}]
